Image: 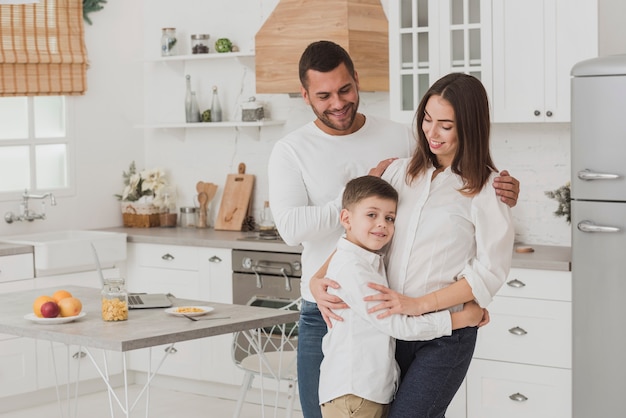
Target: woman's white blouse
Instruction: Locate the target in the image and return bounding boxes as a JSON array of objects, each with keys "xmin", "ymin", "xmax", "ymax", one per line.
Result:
[{"xmin": 382, "ymin": 158, "xmax": 515, "ymax": 309}]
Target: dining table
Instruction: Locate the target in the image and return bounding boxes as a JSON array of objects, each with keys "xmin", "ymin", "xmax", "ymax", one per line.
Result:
[{"xmin": 0, "ymin": 285, "xmax": 300, "ymax": 418}]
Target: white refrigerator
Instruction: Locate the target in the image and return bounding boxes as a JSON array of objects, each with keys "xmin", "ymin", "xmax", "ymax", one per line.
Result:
[{"xmin": 571, "ymin": 54, "xmax": 626, "ymax": 417}]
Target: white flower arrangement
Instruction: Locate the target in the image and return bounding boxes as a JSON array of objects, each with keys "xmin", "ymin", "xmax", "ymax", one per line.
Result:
[{"xmin": 116, "ymin": 161, "xmax": 169, "ymax": 209}]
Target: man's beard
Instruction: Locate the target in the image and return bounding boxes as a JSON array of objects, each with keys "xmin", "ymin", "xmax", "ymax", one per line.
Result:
[{"xmin": 311, "ymin": 98, "xmax": 360, "ymax": 133}]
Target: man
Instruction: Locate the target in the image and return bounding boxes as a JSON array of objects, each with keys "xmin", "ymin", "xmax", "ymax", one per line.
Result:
[{"xmin": 268, "ymin": 40, "xmax": 520, "ymax": 418}]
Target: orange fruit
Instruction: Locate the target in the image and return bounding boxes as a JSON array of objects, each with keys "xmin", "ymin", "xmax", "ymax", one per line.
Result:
[
  {"xmin": 58, "ymin": 297, "xmax": 82, "ymax": 317},
  {"xmin": 52, "ymin": 289, "xmax": 73, "ymax": 303},
  {"xmin": 33, "ymin": 295, "xmax": 56, "ymax": 318}
]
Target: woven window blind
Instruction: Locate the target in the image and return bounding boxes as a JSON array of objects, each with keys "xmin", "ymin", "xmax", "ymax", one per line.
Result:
[{"xmin": 0, "ymin": 0, "xmax": 88, "ymax": 96}]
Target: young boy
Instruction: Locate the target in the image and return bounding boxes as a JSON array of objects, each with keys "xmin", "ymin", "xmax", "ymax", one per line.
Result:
[{"xmin": 318, "ymin": 176, "xmax": 484, "ymax": 418}]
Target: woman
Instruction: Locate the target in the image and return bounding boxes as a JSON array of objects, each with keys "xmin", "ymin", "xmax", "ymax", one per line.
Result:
[{"xmin": 313, "ymin": 73, "xmax": 515, "ymax": 417}]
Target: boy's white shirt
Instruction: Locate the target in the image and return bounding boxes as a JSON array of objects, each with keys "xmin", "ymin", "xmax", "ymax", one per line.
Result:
[{"xmin": 318, "ymin": 237, "xmax": 452, "ymax": 405}]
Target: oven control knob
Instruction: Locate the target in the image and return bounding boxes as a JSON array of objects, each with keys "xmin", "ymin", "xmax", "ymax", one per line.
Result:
[
  {"xmin": 242, "ymin": 257, "xmax": 253, "ymax": 269},
  {"xmin": 292, "ymin": 261, "xmax": 301, "ymax": 272}
]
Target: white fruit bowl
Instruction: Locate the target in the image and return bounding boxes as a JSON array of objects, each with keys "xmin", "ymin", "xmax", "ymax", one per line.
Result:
[{"xmin": 1, "ymin": 230, "xmax": 127, "ymax": 276}]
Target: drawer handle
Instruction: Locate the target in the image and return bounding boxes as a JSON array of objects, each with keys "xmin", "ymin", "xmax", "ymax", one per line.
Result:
[
  {"xmin": 507, "ymin": 278, "xmax": 526, "ymax": 288},
  {"xmin": 208, "ymin": 255, "xmax": 222, "ymax": 263},
  {"xmin": 161, "ymin": 253, "xmax": 175, "ymax": 261},
  {"xmin": 509, "ymin": 392, "xmax": 528, "ymax": 402},
  {"xmin": 508, "ymin": 326, "xmax": 527, "ymax": 336},
  {"xmin": 164, "ymin": 345, "xmax": 177, "ymax": 354},
  {"xmin": 72, "ymin": 350, "xmax": 87, "ymax": 359}
]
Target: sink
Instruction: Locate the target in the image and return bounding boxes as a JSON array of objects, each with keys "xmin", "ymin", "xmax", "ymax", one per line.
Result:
[{"xmin": 1, "ymin": 230, "xmax": 127, "ymax": 276}]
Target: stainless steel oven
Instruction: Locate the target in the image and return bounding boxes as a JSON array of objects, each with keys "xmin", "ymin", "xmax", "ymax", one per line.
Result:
[{"xmin": 232, "ymin": 249, "xmax": 302, "ymax": 306}]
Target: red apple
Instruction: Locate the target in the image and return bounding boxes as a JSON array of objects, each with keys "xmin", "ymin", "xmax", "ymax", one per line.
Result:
[{"xmin": 40, "ymin": 301, "xmax": 60, "ymax": 318}]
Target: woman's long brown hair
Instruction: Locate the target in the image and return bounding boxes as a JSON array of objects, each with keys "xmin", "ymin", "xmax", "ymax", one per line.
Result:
[{"xmin": 407, "ymin": 73, "xmax": 496, "ymax": 195}]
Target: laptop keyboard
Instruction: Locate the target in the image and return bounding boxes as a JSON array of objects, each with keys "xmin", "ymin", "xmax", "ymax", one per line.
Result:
[{"xmin": 128, "ymin": 294, "xmax": 144, "ymax": 305}]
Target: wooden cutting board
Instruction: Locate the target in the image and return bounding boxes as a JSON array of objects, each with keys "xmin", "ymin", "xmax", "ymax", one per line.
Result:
[{"xmin": 214, "ymin": 163, "xmax": 255, "ymax": 231}]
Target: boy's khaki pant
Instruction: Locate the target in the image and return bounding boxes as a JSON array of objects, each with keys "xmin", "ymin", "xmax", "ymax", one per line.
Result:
[{"xmin": 321, "ymin": 394, "xmax": 389, "ymax": 418}]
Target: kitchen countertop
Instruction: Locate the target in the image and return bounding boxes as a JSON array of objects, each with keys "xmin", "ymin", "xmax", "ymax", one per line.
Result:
[
  {"xmin": 0, "ymin": 243, "xmax": 35, "ymax": 257},
  {"xmin": 1, "ymin": 227, "xmax": 572, "ymax": 272},
  {"xmin": 99, "ymin": 226, "xmax": 304, "ymax": 254}
]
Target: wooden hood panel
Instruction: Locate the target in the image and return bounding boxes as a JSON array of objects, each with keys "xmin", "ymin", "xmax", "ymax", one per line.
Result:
[{"xmin": 255, "ymin": 0, "xmax": 389, "ymax": 94}]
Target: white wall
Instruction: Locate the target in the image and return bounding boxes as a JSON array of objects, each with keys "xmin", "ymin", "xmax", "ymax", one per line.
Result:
[
  {"xmin": 5, "ymin": 0, "xmax": 620, "ymax": 246},
  {"xmin": 0, "ymin": 0, "xmax": 144, "ymax": 237}
]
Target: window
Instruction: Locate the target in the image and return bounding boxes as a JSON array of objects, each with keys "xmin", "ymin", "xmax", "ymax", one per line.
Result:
[{"xmin": 0, "ymin": 95, "xmax": 73, "ymax": 196}]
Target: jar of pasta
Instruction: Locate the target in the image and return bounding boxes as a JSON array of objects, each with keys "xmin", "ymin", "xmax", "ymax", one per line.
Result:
[{"xmin": 101, "ymin": 278, "xmax": 129, "ymax": 321}]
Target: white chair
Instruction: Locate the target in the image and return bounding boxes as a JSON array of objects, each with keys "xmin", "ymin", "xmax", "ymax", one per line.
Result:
[{"xmin": 231, "ymin": 297, "xmax": 301, "ymax": 418}]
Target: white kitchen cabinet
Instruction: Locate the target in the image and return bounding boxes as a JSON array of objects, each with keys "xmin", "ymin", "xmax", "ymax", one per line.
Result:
[
  {"xmin": 459, "ymin": 268, "xmax": 572, "ymax": 418},
  {"xmin": 126, "ymin": 243, "xmax": 236, "ymax": 384},
  {"xmin": 389, "ymin": 0, "xmax": 492, "ymax": 124},
  {"xmin": 491, "ymin": 0, "xmax": 597, "ymax": 123},
  {"xmin": 0, "ymin": 253, "xmax": 34, "ymax": 282}
]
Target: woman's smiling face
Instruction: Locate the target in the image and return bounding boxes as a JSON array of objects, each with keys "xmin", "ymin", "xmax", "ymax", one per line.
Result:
[{"xmin": 422, "ymin": 94, "xmax": 458, "ymax": 168}]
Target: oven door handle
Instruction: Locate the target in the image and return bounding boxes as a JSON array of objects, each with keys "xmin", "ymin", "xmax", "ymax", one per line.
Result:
[{"xmin": 251, "ymin": 262, "xmax": 294, "ymax": 291}]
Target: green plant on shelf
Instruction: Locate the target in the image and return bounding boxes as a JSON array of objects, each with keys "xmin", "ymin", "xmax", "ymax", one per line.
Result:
[{"xmin": 545, "ymin": 182, "xmax": 571, "ymax": 224}]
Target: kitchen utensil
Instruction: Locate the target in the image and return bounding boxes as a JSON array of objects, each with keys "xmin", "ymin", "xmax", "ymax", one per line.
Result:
[
  {"xmin": 197, "ymin": 191, "xmax": 208, "ymax": 228},
  {"xmin": 214, "ymin": 163, "xmax": 255, "ymax": 231},
  {"xmin": 182, "ymin": 314, "xmax": 230, "ymax": 321}
]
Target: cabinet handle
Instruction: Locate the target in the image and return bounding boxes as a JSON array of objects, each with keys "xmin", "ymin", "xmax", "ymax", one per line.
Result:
[
  {"xmin": 72, "ymin": 350, "xmax": 87, "ymax": 359},
  {"xmin": 208, "ymin": 255, "xmax": 222, "ymax": 263},
  {"xmin": 164, "ymin": 345, "xmax": 177, "ymax": 354},
  {"xmin": 508, "ymin": 326, "xmax": 528, "ymax": 336},
  {"xmin": 546, "ymin": 110, "xmax": 553, "ymax": 117},
  {"xmin": 506, "ymin": 278, "xmax": 526, "ymax": 288},
  {"xmin": 161, "ymin": 253, "xmax": 175, "ymax": 261},
  {"xmin": 534, "ymin": 110, "xmax": 541, "ymax": 116},
  {"xmin": 509, "ymin": 392, "xmax": 528, "ymax": 402}
]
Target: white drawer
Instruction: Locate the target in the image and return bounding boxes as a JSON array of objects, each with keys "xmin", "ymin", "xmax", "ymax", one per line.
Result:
[
  {"xmin": 132, "ymin": 244, "xmax": 200, "ymax": 271},
  {"xmin": 467, "ymin": 359, "xmax": 571, "ymax": 418},
  {"xmin": 474, "ymin": 296, "xmax": 571, "ymax": 368},
  {"xmin": 0, "ymin": 253, "xmax": 34, "ymax": 283},
  {"xmin": 499, "ymin": 268, "xmax": 571, "ymax": 301}
]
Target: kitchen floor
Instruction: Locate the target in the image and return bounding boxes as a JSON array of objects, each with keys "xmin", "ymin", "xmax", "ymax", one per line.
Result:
[{"xmin": 0, "ymin": 384, "xmax": 304, "ymax": 418}]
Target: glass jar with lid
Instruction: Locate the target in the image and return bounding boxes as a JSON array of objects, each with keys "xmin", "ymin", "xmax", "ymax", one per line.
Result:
[
  {"xmin": 179, "ymin": 206, "xmax": 198, "ymax": 228},
  {"xmin": 101, "ymin": 278, "xmax": 128, "ymax": 322},
  {"xmin": 191, "ymin": 34, "xmax": 210, "ymax": 54},
  {"xmin": 161, "ymin": 28, "xmax": 177, "ymax": 56}
]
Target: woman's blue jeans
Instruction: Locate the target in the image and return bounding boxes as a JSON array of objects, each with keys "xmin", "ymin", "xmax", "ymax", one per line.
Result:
[
  {"xmin": 389, "ymin": 326, "xmax": 478, "ymax": 418},
  {"xmin": 297, "ymin": 300, "xmax": 327, "ymax": 418}
]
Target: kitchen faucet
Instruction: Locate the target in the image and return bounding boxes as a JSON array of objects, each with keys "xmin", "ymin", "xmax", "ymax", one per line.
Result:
[{"xmin": 4, "ymin": 189, "xmax": 57, "ymax": 223}]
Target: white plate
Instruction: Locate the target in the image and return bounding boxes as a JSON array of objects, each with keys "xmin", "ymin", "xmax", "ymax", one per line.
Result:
[
  {"xmin": 24, "ymin": 312, "xmax": 86, "ymax": 324},
  {"xmin": 165, "ymin": 306, "xmax": 215, "ymax": 317}
]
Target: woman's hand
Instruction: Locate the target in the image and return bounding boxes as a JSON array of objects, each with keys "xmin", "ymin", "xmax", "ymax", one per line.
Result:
[
  {"xmin": 310, "ymin": 275, "xmax": 347, "ymax": 328},
  {"xmin": 493, "ymin": 169, "xmax": 520, "ymax": 207},
  {"xmin": 368, "ymin": 158, "xmax": 398, "ymax": 177},
  {"xmin": 364, "ymin": 282, "xmax": 425, "ymax": 318}
]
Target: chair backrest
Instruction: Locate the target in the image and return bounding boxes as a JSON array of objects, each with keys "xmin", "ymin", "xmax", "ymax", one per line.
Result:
[{"xmin": 232, "ymin": 297, "xmax": 301, "ymax": 367}]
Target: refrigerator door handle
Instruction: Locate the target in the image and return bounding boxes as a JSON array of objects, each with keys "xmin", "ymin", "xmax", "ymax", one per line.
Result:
[
  {"xmin": 577, "ymin": 169, "xmax": 620, "ymax": 181},
  {"xmin": 577, "ymin": 220, "xmax": 620, "ymax": 233}
]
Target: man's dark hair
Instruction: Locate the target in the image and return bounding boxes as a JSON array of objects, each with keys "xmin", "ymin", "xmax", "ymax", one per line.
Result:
[
  {"xmin": 342, "ymin": 176, "xmax": 398, "ymax": 211},
  {"xmin": 298, "ymin": 40, "xmax": 356, "ymax": 90}
]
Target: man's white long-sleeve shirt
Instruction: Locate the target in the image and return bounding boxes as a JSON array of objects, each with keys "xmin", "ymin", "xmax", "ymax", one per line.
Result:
[
  {"xmin": 268, "ymin": 116, "xmax": 414, "ymax": 301},
  {"xmin": 382, "ymin": 159, "xmax": 515, "ymax": 308},
  {"xmin": 319, "ymin": 237, "xmax": 452, "ymax": 405}
]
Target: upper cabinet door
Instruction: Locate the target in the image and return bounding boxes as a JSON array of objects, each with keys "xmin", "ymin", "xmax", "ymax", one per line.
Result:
[
  {"xmin": 389, "ymin": 0, "xmax": 492, "ymax": 124},
  {"xmin": 492, "ymin": 0, "xmax": 598, "ymax": 123}
]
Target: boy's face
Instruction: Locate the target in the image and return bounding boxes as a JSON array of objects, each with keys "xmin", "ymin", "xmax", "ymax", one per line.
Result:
[{"xmin": 340, "ymin": 196, "xmax": 396, "ymax": 252}]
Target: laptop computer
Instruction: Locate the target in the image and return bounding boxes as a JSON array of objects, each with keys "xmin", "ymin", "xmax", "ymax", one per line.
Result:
[{"xmin": 91, "ymin": 243, "xmax": 173, "ymax": 309}]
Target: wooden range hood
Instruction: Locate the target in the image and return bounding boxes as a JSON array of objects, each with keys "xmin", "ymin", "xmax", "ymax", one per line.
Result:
[{"xmin": 255, "ymin": 0, "xmax": 389, "ymax": 94}]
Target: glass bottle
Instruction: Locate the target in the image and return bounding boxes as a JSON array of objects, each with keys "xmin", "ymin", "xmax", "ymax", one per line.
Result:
[
  {"xmin": 210, "ymin": 85, "xmax": 222, "ymax": 122},
  {"xmin": 101, "ymin": 278, "xmax": 128, "ymax": 321},
  {"xmin": 259, "ymin": 200, "xmax": 277, "ymax": 237},
  {"xmin": 161, "ymin": 28, "xmax": 177, "ymax": 57},
  {"xmin": 190, "ymin": 92, "xmax": 201, "ymax": 122},
  {"xmin": 185, "ymin": 75, "xmax": 193, "ymax": 123}
]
